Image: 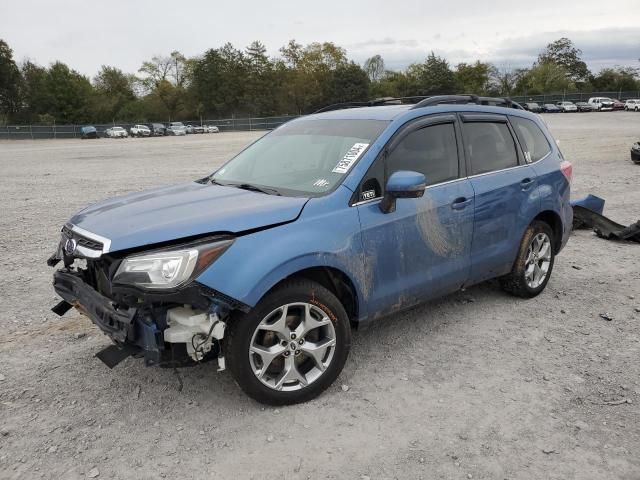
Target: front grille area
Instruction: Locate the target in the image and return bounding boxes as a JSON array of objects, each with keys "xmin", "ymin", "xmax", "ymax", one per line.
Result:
[{"xmin": 61, "ymin": 225, "xmax": 105, "ymax": 253}]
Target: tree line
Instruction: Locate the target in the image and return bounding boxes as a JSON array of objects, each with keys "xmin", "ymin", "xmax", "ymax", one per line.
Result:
[{"xmin": 0, "ymin": 37, "xmax": 638, "ymax": 125}]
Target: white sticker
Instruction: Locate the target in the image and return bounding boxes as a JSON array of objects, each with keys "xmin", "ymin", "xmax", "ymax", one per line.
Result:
[
  {"xmin": 332, "ymin": 143, "xmax": 369, "ymax": 174},
  {"xmin": 313, "ymin": 178, "xmax": 329, "ymax": 188}
]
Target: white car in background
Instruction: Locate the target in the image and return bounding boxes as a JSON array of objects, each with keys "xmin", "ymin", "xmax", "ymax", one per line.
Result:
[
  {"xmin": 167, "ymin": 122, "xmax": 187, "ymax": 136},
  {"xmin": 624, "ymin": 99, "xmax": 640, "ymax": 111},
  {"xmin": 130, "ymin": 124, "xmax": 151, "ymax": 137},
  {"xmin": 588, "ymin": 97, "xmax": 614, "ymax": 111},
  {"xmin": 204, "ymin": 125, "xmax": 220, "ymax": 133},
  {"xmin": 556, "ymin": 101, "xmax": 578, "ymax": 112},
  {"xmin": 105, "ymin": 126, "xmax": 128, "ymax": 138}
]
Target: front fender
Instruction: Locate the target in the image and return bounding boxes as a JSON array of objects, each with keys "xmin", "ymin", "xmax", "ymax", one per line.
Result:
[{"xmin": 195, "ymin": 186, "xmax": 370, "ymax": 318}]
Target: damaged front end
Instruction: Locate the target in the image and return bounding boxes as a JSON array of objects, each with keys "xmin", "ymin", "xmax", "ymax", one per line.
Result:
[{"xmin": 49, "ymin": 224, "xmax": 245, "ymax": 369}]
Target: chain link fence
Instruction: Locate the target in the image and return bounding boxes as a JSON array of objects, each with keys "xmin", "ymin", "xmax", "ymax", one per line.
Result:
[
  {"xmin": 4, "ymin": 92, "xmax": 640, "ymax": 140},
  {"xmin": 0, "ymin": 115, "xmax": 300, "ymax": 140},
  {"xmin": 511, "ymin": 91, "xmax": 640, "ymax": 105}
]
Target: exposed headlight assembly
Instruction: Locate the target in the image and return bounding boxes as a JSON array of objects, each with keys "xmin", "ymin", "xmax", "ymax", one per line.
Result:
[{"xmin": 113, "ymin": 238, "xmax": 233, "ymax": 289}]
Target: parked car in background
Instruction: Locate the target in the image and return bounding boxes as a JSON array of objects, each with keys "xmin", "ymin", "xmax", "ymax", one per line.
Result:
[
  {"xmin": 49, "ymin": 95, "xmax": 573, "ymax": 405},
  {"xmin": 556, "ymin": 101, "xmax": 578, "ymax": 112},
  {"xmin": 611, "ymin": 99, "xmax": 625, "ymax": 111},
  {"xmin": 185, "ymin": 124, "xmax": 195, "ymax": 134},
  {"xmin": 523, "ymin": 102, "xmax": 542, "ymax": 113},
  {"xmin": 80, "ymin": 126, "xmax": 98, "ymax": 139},
  {"xmin": 105, "ymin": 126, "xmax": 128, "ymax": 138},
  {"xmin": 150, "ymin": 123, "xmax": 167, "ymax": 136},
  {"xmin": 575, "ymin": 102, "xmax": 594, "ymax": 112},
  {"xmin": 193, "ymin": 125, "xmax": 205, "ymax": 134},
  {"xmin": 130, "ymin": 124, "xmax": 151, "ymax": 137},
  {"xmin": 167, "ymin": 122, "xmax": 187, "ymax": 136},
  {"xmin": 541, "ymin": 104, "xmax": 561, "ymax": 113},
  {"xmin": 205, "ymin": 125, "xmax": 220, "ymax": 133},
  {"xmin": 588, "ymin": 97, "xmax": 614, "ymax": 111},
  {"xmin": 631, "ymin": 142, "xmax": 640, "ymax": 164},
  {"xmin": 624, "ymin": 99, "xmax": 640, "ymax": 111}
]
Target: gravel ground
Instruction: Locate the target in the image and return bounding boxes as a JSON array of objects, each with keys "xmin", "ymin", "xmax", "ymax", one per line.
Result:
[{"xmin": 0, "ymin": 113, "xmax": 639, "ymax": 480}]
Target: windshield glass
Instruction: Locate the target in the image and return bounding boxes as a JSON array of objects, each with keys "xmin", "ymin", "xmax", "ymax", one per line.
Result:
[{"xmin": 212, "ymin": 119, "xmax": 389, "ymax": 196}]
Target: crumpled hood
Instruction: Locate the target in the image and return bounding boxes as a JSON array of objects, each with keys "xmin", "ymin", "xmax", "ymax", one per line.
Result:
[{"xmin": 70, "ymin": 182, "xmax": 309, "ymax": 252}]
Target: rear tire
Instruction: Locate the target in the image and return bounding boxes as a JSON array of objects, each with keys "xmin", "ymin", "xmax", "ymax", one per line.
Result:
[
  {"xmin": 225, "ymin": 279, "xmax": 351, "ymax": 405},
  {"xmin": 500, "ymin": 221, "xmax": 555, "ymax": 298}
]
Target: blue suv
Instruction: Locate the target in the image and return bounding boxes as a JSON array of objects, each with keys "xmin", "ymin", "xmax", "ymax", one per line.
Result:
[{"xmin": 49, "ymin": 95, "xmax": 573, "ymax": 405}]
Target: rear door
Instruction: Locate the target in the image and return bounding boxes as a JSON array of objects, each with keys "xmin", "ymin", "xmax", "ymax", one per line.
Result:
[
  {"xmin": 356, "ymin": 115, "xmax": 475, "ymax": 317},
  {"xmin": 460, "ymin": 113, "xmax": 540, "ymax": 284}
]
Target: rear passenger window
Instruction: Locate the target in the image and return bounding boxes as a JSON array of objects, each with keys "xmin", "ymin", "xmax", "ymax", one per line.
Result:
[
  {"xmin": 463, "ymin": 122, "xmax": 518, "ymax": 175},
  {"xmin": 510, "ymin": 116, "xmax": 551, "ymax": 163},
  {"xmin": 386, "ymin": 123, "xmax": 459, "ymax": 186}
]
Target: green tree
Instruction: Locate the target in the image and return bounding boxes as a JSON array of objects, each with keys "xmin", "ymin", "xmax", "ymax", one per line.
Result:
[
  {"xmin": 327, "ymin": 62, "xmax": 370, "ymax": 104},
  {"xmin": 0, "ymin": 39, "xmax": 22, "ymax": 122},
  {"xmin": 516, "ymin": 61, "xmax": 573, "ymax": 95},
  {"xmin": 455, "ymin": 61, "xmax": 494, "ymax": 94},
  {"xmin": 538, "ymin": 37, "xmax": 590, "ymax": 83},
  {"xmin": 409, "ymin": 52, "xmax": 456, "ymax": 95},
  {"xmin": 93, "ymin": 66, "xmax": 136, "ymax": 122},
  {"xmin": 36, "ymin": 62, "xmax": 93, "ymax": 124},
  {"xmin": 138, "ymin": 51, "xmax": 190, "ymax": 119},
  {"xmin": 591, "ymin": 67, "xmax": 639, "ymax": 92}
]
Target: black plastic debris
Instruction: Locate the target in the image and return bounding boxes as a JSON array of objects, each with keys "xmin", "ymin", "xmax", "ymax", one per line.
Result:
[{"xmin": 571, "ymin": 195, "xmax": 640, "ymax": 243}]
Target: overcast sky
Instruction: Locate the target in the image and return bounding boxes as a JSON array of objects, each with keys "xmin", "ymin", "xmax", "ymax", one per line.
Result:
[{"xmin": 2, "ymin": 0, "xmax": 639, "ymax": 77}]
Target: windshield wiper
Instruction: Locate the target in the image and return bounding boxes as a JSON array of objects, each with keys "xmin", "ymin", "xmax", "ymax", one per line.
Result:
[{"xmin": 232, "ymin": 183, "xmax": 281, "ymax": 196}]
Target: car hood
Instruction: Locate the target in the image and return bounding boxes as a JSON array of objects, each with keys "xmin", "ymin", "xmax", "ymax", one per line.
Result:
[{"xmin": 69, "ymin": 182, "xmax": 309, "ymax": 252}]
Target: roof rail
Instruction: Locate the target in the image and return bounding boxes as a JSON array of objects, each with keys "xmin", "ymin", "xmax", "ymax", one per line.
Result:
[
  {"xmin": 313, "ymin": 94, "xmax": 523, "ymax": 114},
  {"xmin": 312, "ymin": 96, "xmax": 429, "ymax": 114},
  {"xmin": 411, "ymin": 95, "xmax": 523, "ymax": 110}
]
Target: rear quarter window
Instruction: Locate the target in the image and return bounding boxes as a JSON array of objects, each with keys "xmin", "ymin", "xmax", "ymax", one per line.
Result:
[{"xmin": 510, "ymin": 116, "xmax": 551, "ymax": 163}]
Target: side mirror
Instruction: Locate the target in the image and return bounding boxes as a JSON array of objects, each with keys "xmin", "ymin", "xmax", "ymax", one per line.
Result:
[{"xmin": 379, "ymin": 170, "xmax": 426, "ymax": 214}]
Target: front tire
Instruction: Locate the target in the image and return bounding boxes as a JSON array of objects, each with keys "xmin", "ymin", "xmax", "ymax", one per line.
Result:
[
  {"xmin": 500, "ymin": 221, "xmax": 555, "ymax": 298},
  {"xmin": 225, "ymin": 279, "xmax": 351, "ymax": 405}
]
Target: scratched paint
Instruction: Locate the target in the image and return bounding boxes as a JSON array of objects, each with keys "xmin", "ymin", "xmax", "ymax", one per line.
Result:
[{"xmin": 415, "ymin": 191, "xmax": 465, "ymax": 257}]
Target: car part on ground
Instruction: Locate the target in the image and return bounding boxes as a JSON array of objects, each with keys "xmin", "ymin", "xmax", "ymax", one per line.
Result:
[
  {"xmin": 49, "ymin": 95, "xmax": 572, "ymax": 404},
  {"xmin": 573, "ymin": 206, "xmax": 640, "ymax": 242},
  {"xmin": 572, "ymin": 194, "xmax": 640, "ymax": 242},
  {"xmin": 571, "ymin": 194, "xmax": 605, "ymax": 229}
]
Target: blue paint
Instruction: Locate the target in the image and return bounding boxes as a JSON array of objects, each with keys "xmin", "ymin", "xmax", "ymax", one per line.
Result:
[{"xmin": 66, "ymin": 103, "xmax": 572, "ymax": 324}]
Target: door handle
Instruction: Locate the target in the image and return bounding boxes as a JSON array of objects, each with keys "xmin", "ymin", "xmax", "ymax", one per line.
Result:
[
  {"xmin": 451, "ymin": 197, "xmax": 472, "ymax": 210},
  {"xmin": 520, "ymin": 178, "xmax": 536, "ymax": 190}
]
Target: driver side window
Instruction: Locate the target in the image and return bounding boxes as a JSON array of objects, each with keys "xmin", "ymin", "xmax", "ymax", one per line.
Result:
[{"xmin": 386, "ymin": 122, "xmax": 459, "ymax": 186}]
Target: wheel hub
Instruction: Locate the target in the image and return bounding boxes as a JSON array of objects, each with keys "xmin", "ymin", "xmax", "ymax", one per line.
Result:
[{"xmin": 249, "ymin": 302, "xmax": 337, "ymax": 392}]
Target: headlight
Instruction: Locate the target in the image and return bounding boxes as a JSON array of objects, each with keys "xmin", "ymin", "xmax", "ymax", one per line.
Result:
[{"xmin": 113, "ymin": 239, "xmax": 233, "ymax": 289}]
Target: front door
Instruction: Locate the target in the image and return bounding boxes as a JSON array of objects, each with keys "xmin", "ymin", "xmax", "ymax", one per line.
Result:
[{"xmin": 356, "ymin": 116, "xmax": 474, "ymax": 318}]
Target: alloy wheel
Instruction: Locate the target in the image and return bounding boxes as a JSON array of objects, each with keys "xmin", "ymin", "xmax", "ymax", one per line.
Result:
[
  {"xmin": 524, "ymin": 232, "xmax": 552, "ymax": 289},
  {"xmin": 249, "ymin": 303, "xmax": 336, "ymax": 392}
]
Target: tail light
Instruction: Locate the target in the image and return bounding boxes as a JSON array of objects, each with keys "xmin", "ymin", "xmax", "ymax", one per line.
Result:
[{"xmin": 560, "ymin": 160, "xmax": 573, "ymax": 183}]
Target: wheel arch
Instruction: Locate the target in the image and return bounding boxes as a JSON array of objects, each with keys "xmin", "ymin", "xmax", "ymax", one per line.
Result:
[
  {"xmin": 261, "ymin": 266, "xmax": 360, "ymax": 327},
  {"xmin": 533, "ymin": 210, "xmax": 563, "ymax": 253}
]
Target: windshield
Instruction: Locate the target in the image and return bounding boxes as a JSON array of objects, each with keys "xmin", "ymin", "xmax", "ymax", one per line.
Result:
[{"xmin": 212, "ymin": 119, "xmax": 389, "ymax": 196}]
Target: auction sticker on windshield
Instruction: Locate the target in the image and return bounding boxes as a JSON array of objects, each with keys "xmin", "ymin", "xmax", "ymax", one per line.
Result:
[{"xmin": 332, "ymin": 143, "xmax": 369, "ymax": 174}]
